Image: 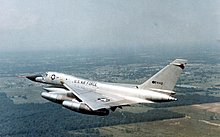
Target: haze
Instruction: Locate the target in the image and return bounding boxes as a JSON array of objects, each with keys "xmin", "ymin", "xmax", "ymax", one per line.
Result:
[{"xmin": 0, "ymin": 0, "xmax": 219, "ymax": 52}]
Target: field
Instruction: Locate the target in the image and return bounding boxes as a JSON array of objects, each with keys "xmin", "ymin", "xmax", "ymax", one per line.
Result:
[{"xmin": 79, "ymin": 105, "xmax": 220, "ymax": 137}]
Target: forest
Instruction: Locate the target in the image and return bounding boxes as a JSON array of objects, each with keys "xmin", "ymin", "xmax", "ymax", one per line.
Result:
[{"xmin": 0, "ymin": 92, "xmax": 185, "ymax": 137}]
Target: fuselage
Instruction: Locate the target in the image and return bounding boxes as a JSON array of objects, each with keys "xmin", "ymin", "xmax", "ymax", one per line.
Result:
[
  {"xmin": 25, "ymin": 59, "xmax": 187, "ymax": 116},
  {"xmin": 32, "ymin": 71, "xmax": 176, "ymax": 103}
]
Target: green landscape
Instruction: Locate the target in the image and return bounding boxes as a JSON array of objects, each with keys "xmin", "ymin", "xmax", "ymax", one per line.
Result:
[{"xmin": 1, "ymin": 46, "xmax": 220, "ymax": 136}]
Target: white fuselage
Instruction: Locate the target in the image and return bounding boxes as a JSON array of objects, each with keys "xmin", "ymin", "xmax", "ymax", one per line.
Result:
[
  {"xmin": 26, "ymin": 59, "xmax": 186, "ymax": 115},
  {"xmin": 40, "ymin": 72, "xmax": 176, "ymax": 102}
]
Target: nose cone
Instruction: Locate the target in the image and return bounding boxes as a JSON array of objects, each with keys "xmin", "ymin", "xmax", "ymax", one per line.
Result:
[{"xmin": 26, "ymin": 74, "xmax": 42, "ymax": 82}]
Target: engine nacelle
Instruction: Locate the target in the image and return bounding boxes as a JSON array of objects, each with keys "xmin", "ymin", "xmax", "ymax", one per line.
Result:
[
  {"xmin": 44, "ymin": 87, "xmax": 74, "ymax": 96},
  {"xmin": 43, "ymin": 87, "xmax": 76, "ymax": 97},
  {"xmin": 43, "ymin": 87, "xmax": 68, "ymax": 93},
  {"xmin": 62, "ymin": 101, "xmax": 109, "ymax": 116},
  {"xmin": 41, "ymin": 92, "xmax": 73, "ymax": 104}
]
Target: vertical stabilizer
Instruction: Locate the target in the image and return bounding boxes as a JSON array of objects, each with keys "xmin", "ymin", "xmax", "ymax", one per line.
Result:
[{"xmin": 138, "ymin": 59, "xmax": 187, "ymax": 90}]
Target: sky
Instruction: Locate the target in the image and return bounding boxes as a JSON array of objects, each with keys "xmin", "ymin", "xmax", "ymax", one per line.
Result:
[{"xmin": 0, "ymin": 0, "xmax": 219, "ymax": 52}]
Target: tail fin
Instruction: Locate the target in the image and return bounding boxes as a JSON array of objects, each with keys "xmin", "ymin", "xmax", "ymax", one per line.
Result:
[{"xmin": 138, "ymin": 59, "xmax": 187, "ymax": 91}]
